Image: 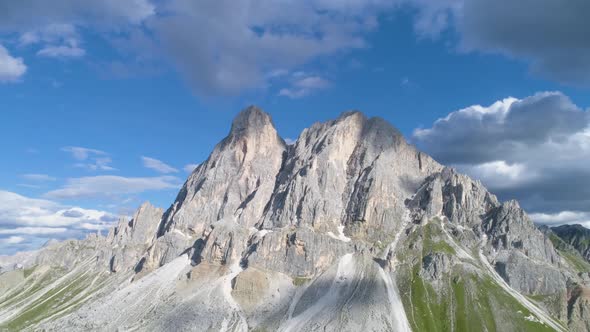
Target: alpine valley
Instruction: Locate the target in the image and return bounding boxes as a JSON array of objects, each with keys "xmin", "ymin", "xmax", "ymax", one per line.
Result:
[{"xmin": 1, "ymin": 107, "xmax": 589, "ymax": 332}]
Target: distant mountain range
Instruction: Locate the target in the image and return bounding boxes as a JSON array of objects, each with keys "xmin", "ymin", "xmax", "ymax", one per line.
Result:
[{"xmin": 0, "ymin": 107, "xmax": 589, "ymax": 331}]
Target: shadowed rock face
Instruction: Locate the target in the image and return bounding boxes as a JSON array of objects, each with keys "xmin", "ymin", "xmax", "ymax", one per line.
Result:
[{"xmin": 2, "ymin": 106, "xmax": 590, "ymax": 332}]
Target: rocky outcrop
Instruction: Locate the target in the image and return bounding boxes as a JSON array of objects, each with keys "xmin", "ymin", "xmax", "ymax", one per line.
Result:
[
  {"xmin": 568, "ymin": 285, "xmax": 590, "ymax": 331},
  {"xmin": 408, "ymin": 167, "xmax": 499, "ymax": 227},
  {"xmin": 483, "ymin": 200, "xmax": 559, "ymax": 264},
  {"xmin": 244, "ymin": 228, "xmax": 355, "ymax": 277},
  {"xmin": 106, "ymin": 202, "xmax": 163, "ymax": 272},
  {"xmin": 493, "ymin": 250, "xmax": 566, "ymax": 295},
  {"xmin": 406, "ymin": 166, "xmax": 567, "ymax": 298},
  {"xmin": 420, "ymin": 252, "xmax": 453, "ymax": 281}
]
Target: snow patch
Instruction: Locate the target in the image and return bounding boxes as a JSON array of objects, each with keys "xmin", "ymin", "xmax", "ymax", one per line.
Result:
[
  {"xmin": 327, "ymin": 225, "xmax": 351, "ymax": 242},
  {"xmin": 525, "ymin": 314, "xmax": 541, "ymax": 323}
]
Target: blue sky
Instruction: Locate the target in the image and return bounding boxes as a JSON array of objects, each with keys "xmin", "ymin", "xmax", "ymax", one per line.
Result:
[{"xmin": 1, "ymin": 0, "xmax": 589, "ymax": 254}]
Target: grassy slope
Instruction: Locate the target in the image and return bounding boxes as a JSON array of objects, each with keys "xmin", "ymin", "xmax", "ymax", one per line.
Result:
[
  {"xmin": 549, "ymin": 233, "xmax": 590, "ymax": 273},
  {"xmin": 397, "ymin": 220, "xmax": 558, "ymax": 332},
  {"xmin": 0, "ymin": 266, "xmax": 107, "ymax": 331}
]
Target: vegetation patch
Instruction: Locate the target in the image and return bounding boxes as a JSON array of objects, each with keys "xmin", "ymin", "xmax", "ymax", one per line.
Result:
[
  {"xmin": 396, "ymin": 219, "xmax": 561, "ymax": 332},
  {"xmin": 23, "ymin": 266, "xmax": 36, "ymax": 279},
  {"xmin": 0, "ymin": 271, "xmax": 104, "ymax": 331},
  {"xmin": 549, "ymin": 233, "xmax": 590, "ymax": 272},
  {"xmin": 422, "ymin": 222, "xmax": 456, "ymax": 256},
  {"xmin": 292, "ymin": 276, "xmax": 312, "ymax": 286}
]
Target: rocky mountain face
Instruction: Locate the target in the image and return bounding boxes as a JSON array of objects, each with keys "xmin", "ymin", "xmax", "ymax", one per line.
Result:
[
  {"xmin": 552, "ymin": 224, "xmax": 590, "ymax": 263},
  {"xmin": 1, "ymin": 106, "xmax": 589, "ymax": 331}
]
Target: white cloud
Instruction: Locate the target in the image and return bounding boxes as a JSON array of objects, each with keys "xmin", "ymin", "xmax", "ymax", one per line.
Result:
[
  {"xmin": 141, "ymin": 156, "xmax": 178, "ymax": 174},
  {"xmin": 183, "ymin": 163, "xmax": 200, "ymax": 173},
  {"xmin": 74, "ymin": 157, "xmax": 116, "ymax": 171},
  {"xmin": 62, "ymin": 146, "xmax": 106, "ymax": 160},
  {"xmin": 295, "ymin": 76, "xmax": 331, "ymax": 89},
  {"xmin": 0, "ymin": 44, "xmax": 26, "ymax": 82},
  {"xmin": 284, "ymin": 138, "xmax": 297, "ymax": 145},
  {"xmin": 278, "ymin": 89, "xmax": 308, "ymax": 99},
  {"xmin": 0, "ymin": 191, "xmax": 116, "ymax": 228},
  {"xmin": 0, "ymin": 227, "xmax": 68, "ymax": 235},
  {"xmin": 529, "ymin": 211, "xmax": 590, "ymax": 228},
  {"xmin": 62, "ymin": 146, "xmax": 116, "ymax": 171},
  {"xmin": 0, "ymin": 190, "xmax": 120, "ymax": 254},
  {"xmin": 413, "ymin": 91, "xmax": 590, "ymax": 216},
  {"xmin": 279, "ymin": 74, "xmax": 331, "ymax": 99},
  {"xmin": 267, "ymin": 69, "xmax": 289, "ymax": 78},
  {"xmin": 21, "ymin": 174, "xmax": 57, "ymax": 182},
  {"xmin": 20, "ymin": 23, "xmax": 86, "ymax": 58},
  {"xmin": 455, "ymin": 161, "xmax": 535, "ymax": 190},
  {"xmin": 38, "ymin": 44, "xmax": 85, "ymax": 58},
  {"xmin": 1, "ymin": 236, "xmax": 25, "ymax": 245},
  {"xmin": 44, "ymin": 175, "xmax": 181, "ymax": 200}
]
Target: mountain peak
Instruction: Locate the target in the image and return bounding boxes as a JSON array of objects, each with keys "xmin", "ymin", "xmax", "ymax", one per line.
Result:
[
  {"xmin": 230, "ymin": 105, "xmax": 275, "ymax": 136},
  {"xmin": 4, "ymin": 106, "xmax": 587, "ymax": 332}
]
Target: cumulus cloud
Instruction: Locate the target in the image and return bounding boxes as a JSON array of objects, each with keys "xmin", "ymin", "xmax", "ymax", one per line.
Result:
[
  {"xmin": 413, "ymin": 91, "xmax": 590, "ymax": 216},
  {"xmin": 62, "ymin": 146, "xmax": 116, "ymax": 171},
  {"xmin": 141, "ymin": 156, "xmax": 178, "ymax": 174},
  {"xmin": 44, "ymin": 175, "xmax": 181, "ymax": 200},
  {"xmin": 0, "ymin": 190, "xmax": 119, "ymax": 253},
  {"xmin": 183, "ymin": 163, "xmax": 199, "ymax": 173},
  {"xmin": 0, "ymin": 44, "xmax": 27, "ymax": 82},
  {"xmin": 455, "ymin": 161, "xmax": 535, "ymax": 190},
  {"xmin": 414, "ymin": 92, "xmax": 588, "ymax": 164}
]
